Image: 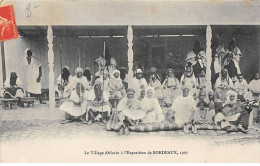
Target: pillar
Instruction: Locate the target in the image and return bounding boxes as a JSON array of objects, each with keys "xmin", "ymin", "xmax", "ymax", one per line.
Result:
[
  {"xmin": 205, "ymin": 25, "xmax": 212, "ymax": 91},
  {"xmin": 127, "ymin": 25, "xmax": 134, "ymax": 88},
  {"xmin": 47, "ymin": 25, "xmax": 55, "ymax": 110}
]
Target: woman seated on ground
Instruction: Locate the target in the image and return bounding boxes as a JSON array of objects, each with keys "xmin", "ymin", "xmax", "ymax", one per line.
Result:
[
  {"xmin": 193, "ymin": 101, "xmax": 215, "ymax": 125},
  {"xmin": 107, "ymin": 70, "xmax": 126, "ymax": 99},
  {"xmin": 117, "ymin": 88, "xmax": 145, "ymax": 135},
  {"xmin": 3, "ymin": 72, "xmax": 25, "ymax": 107},
  {"xmin": 56, "ymin": 66, "xmax": 73, "ymax": 98},
  {"xmin": 86, "ymin": 81, "xmax": 112, "ymax": 125},
  {"xmin": 138, "ymin": 89, "xmax": 145, "ymax": 101},
  {"xmin": 171, "ymin": 85, "xmax": 197, "ymax": 133},
  {"xmin": 59, "ymin": 82, "xmax": 88, "ymax": 124},
  {"xmin": 215, "ymin": 90, "xmax": 249, "ymax": 133},
  {"xmin": 141, "ymin": 87, "xmax": 165, "ymax": 124},
  {"xmin": 162, "ymin": 68, "xmax": 181, "ymax": 103},
  {"xmin": 215, "ymin": 68, "xmax": 234, "ymax": 101}
]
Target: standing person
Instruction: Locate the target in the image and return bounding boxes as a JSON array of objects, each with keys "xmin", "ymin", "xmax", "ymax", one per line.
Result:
[
  {"xmin": 149, "ymin": 67, "xmax": 161, "ymax": 82},
  {"xmin": 186, "ymin": 40, "xmax": 206, "ymax": 79},
  {"xmin": 22, "ymin": 48, "xmax": 45, "ymax": 104},
  {"xmin": 56, "ymin": 66, "xmax": 73, "ymax": 97},
  {"xmin": 223, "ymin": 38, "xmax": 242, "ymax": 83},
  {"xmin": 211, "ymin": 35, "xmax": 225, "ymax": 88},
  {"xmin": 171, "ymin": 85, "xmax": 197, "ymax": 133},
  {"xmin": 162, "ymin": 68, "xmax": 181, "ymax": 103}
]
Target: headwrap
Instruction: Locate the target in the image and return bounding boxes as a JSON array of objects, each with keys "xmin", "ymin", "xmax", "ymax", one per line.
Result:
[
  {"xmin": 166, "ymin": 68, "xmax": 174, "ymax": 76},
  {"xmin": 150, "ymin": 67, "xmax": 157, "ymax": 73},
  {"xmin": 111, "ymin": 69, "xmax": 120, "ymax": 81},
  {"xmin": 75, "ymin": 67, "xmax": 83, "ymax": 74},
  {"xmin": 126, "ymin": 88, "xmax": 135, "ymax": 94},
  {"xmin": 83, "ymin": 67, "xmax": 92, "ymax": 82},
  {"xmin": 225, "ymin": 90, "xmax": 237, "ymax": 104},
  {"xmin": 136, "ymin": 68, "xmax": 143, "ymax": 74},
  {"xmin": 24, "ymin": 48, "xmax": 32, "ymax": 57},
  {"xmin": 110, "ymin": 57, "xmax": 117, "ymax": 66},
  {"xmin": 94, "ymin": 81, "xmax": 103, "ymax": 90},
  {"xmin": 182, "ymin": 85, "xmax": 190, "ymax": 91},
  {"xmin": 145, "ymin": 86, "xmax": 155, "ymax": 98}
]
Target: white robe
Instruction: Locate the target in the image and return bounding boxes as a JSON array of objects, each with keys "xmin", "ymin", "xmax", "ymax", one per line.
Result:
[
  {"xmin": 141, "ymin": 98, "xmax": 164, "ymax": 123},
  {"xmin": 130, "ymin": 77, "xmax": 148, "ymax": 97},
  {"xmin": 23, "ymin": 56, "xmax": 42, "ymax": 94},
  {"xmin": 171, "ymin": 96, "xmax": 196, "ymax": 126}
]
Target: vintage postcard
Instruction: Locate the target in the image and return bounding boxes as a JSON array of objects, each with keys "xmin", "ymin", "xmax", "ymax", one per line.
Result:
[{"xmin": 0, "ymin": 0, "xmax": 260, "ymax": 163}]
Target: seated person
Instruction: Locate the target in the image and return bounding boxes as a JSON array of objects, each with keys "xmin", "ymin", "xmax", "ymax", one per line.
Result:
[
  {"xmin": 248, "ymin": 72, "xmax": 260, "ymax": 100},
  {"xmin": 149, "ymin": 74, "xmax": 163, "ymax": 99},
  {"xmin": 196, "ymin": 69, "xmax": 207, "ymax": 91},
  {"xmin": 59, "ymin": 82, "xmax": 88, "ymax": 124},
  {"xmin": 171, "ymin": 85, "xmax": 196, "ymax": 133},
  {"xmin": 141, "ymin": 87, "xmax": 165, "ymax": 123},
  {"xmin": 197, "ymin": 90, "xmax": 207, "ymax": 103},
  {"xmin": 63, "ymin": 67, "xmax": 91, "ymax": 97},
  {"xmin": 215, "ymin": 90, "xmax": 249, "ymax": 133},
  {"xmin": 86, "ymin": 81, "xmax": 112, "ymax": 125},
  {"xmin": 95, "ymin": 69, "xmax": 110, "ymax": 92},
  {"xmin": 138, "ymin": 89, "xmax": 145, "ymax": 101},
  {"xmin": 215, "ymin": 68, "xmax": 234, "ymax": 101},
  {"xmin": 56, "ymin": 66, "xmax": 73, "ymax": 97},
  {"xmin": 117, "ymin": 88, "xmax": 145, "ymax": 134},
  {"xmin": 193, "ymin": 101, "xmax": 215, "ymax": 125},
  {"xmin": 3, "ymin": 72, "xmax": 25, "ymax": 106},
  {"xmin": 180, "ymin": 62, "xmax": 197, "ymax": 97},
  {"xmin": 162, "ymin": 68, "xmax": 181, "ymax": 103},
  {"xmin": 162, "ymin": 97, "xmax": 174, "ymax": 123},
  {"xmin": 130, "ymin": 69, "xmax": 148, "ymax": 97},
  {"xmin": 107, "ymin": 70, "xmax": 126, "ymax": 99},
  {"xmin": 234, "ymin": 74, "xmax": 251, "ymax": 102},
  {"xmin": 83, "ymin": 67, "xmax": 93, "ymax": 85}
]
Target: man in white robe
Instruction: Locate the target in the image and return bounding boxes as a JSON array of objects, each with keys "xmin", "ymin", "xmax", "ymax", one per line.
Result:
[
  {"xmin": 130, "ymin": 69, "xmax": 148, "ymax": 98},
  {"xmin": 22, "ymin": 48, "xmax": 45, "ymax": 104}
]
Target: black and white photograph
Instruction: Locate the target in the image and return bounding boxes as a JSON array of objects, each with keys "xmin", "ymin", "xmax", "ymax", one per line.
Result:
[{"xmin": 0, "ymin": 0, "xmax": 260, "ymax": 163}]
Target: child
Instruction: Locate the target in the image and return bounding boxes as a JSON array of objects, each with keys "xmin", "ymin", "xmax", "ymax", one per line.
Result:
[{"xmin": 194, "ymin": 101, "xmax": 215, "ymax": 125}]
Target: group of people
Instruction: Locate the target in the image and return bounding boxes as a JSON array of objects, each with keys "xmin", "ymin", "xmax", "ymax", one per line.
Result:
[
  {"xmin": 2, "ymin": 39, "xmax": 259, "ymax": 135},
  {"xmin": 2, "ymin": 48, "xmax": 47, "ymax": 106},
  {"xmin": 55, "ymin": 40, "xmax": 260, "ymax": 135}
]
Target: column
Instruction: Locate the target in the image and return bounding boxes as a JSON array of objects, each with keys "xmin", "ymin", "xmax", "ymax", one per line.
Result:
[
  {"xmin": 205, "ymin": 25, "xmax": 212, "ymax": 91},
  {"xmin": 127, "ymin": 25, "xmax": 134, "ymax": 88},
  {"xmin": 47, "ymin": 25, "xmax": 55, "ymax": 110}
]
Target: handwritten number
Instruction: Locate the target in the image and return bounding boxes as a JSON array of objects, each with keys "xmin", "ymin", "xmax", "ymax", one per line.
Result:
[{"xmin": 25, "ymin": 3, "xmax": 31, "ymax": 18}]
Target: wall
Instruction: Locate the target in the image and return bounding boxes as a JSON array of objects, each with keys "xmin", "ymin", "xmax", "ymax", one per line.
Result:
[
  {"xmin": 4, "ymin": 36, "xmax": 128, "ymax": 89},
  {"xmin": 3, "ymin": 27, "xmax": 260, "ymax": 89}
]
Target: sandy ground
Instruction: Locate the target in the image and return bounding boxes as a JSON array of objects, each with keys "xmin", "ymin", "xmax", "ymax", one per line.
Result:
[{"xmin": 0, "ymin": 102, "xmax": 260, "ymax": 162}]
